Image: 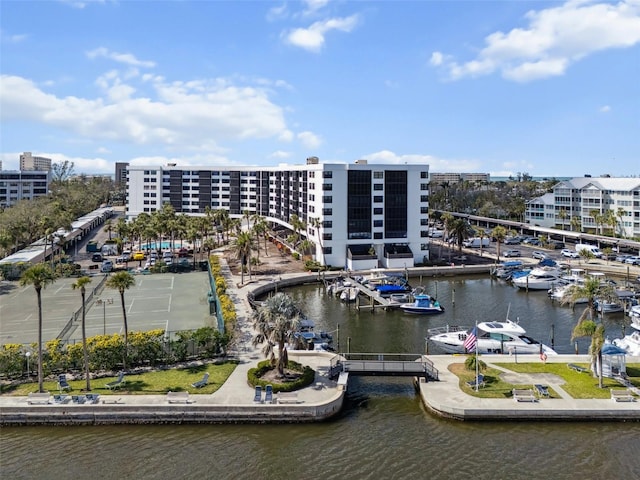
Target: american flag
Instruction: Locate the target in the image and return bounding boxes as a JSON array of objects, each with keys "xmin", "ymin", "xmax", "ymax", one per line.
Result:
[{"xmin": 463, "ymin": 327, "xmax": 477, "ymax": 352}]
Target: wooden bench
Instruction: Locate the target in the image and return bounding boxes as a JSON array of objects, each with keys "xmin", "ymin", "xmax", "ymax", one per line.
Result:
[
  {"xmin": 277, "ymin": 392, "xmax": 299, "ymax": 404},
  {"xmin": 568, "ymin": 363, "xmax": 588, "ymax": 373},
  {"xmin": 166, "ymin": 391, "xmax": 190, "ymax": 404},
  {"xmin": 513, "ymin": 389, "xmax": 537, "ymax": 402},
  {"xmin": 27, "ymin": 392, "xmax": 51, "ymax": 405},
  {"xmin": 611, "ymin": 389, "xmax": 635, "ymax": 402}
]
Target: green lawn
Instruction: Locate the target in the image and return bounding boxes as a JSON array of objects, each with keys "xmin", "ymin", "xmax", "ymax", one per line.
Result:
[
  {"xmin": 452, "ymin": 362, "xmax": 640, "ymax": 400},
  {"xmin": 2, "ymin": 361, "xmax": 238, "ymax": 396}
]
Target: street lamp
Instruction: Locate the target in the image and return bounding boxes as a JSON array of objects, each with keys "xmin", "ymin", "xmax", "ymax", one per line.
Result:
[
  {"xmin": 25, "ymin": 352, "xmax": 31, "ymax": 379},
  {"xmin": 96, "ymin": 298, "xmax": 114, "ymax": 335}
]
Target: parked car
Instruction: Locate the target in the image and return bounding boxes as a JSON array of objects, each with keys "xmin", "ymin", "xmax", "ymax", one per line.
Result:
[
  {"xmin": 550, "ymin": 241, "xmax": 565, "ymax": 249},
  {"xmin": 616, "ymin": 254, "xmax": 633, "ymax": 263},
  {"xmin": 132, "ymin": 251, "xmax": 145, "ymax": 261},
  {"xmin": 101, "ymin": 260, "xmax": 113, "ymax": 273},
  {"xmin": 561, "ymin": 249, "xmax": 580, "ymax": 259},
  {"xmin": 91, "ymin": 253, "xmax": 103, "ymax": 262},
  {"xmin": 624, "ymin": 256, "xmax": 640, "ymax": 266},
  {"xmin": 532, "ymin": 251, "xmax": 548, "ymax": 260},
  {"xmin": 504, "ymin": 250, "xmax": 521, "ymax": 258},
  {"xmin": 504, "ymin": 237, "xmax": 521, "ymax": 245}
]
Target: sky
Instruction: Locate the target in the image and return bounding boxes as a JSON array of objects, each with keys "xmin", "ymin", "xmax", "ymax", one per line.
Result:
[{"xmin": 1, "ymin": 0, "xmax": 639, "ymax": 178}]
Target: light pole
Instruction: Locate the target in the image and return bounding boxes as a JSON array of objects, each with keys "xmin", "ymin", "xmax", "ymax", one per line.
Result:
[
  {"xmin": 25, "ymin": 351, "xmax": 31, "ymax": 379},
  {"xmin": 96, "ymin": 298, "xmax": 114, "ymax": 335}
]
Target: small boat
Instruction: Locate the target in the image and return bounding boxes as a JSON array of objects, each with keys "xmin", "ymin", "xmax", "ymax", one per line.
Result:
[
  {"xmin": 399, "ymin": 294, "xmax": 444, "ymax": 315},
  {"xmin": 612, "ymin": 315, "xmax": 640, "ymax": 356},
  {"xmin": 388, "ymin": 292, "xmax": 411, "ymax": 304},
  {"xmin": 427, "ymin": 310, "xmax": 557, "ymax": 355},
  {"xmin": 340, "ymin": 286, "xmax": 358, "ymax": 302}
]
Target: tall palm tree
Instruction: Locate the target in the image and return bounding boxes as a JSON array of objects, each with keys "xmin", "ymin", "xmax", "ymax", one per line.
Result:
[
  {"xmin": 570, "ymin": 215, "xmax": 582, "ymax": 233},
  {"xmin": 492, "ymin": 226, "xmax": 507, "ymax": 261},
  {"xmin": 106, "ymin": 271, "xmax": 136, "ymax": 370},
  {"xmin": 475, "ymin": 227, "xmax": 487, "ymax": 257},
  {"xmin": 20, "ymin": 264, "xmax": 57, "ymax": 392},
  {"xmin": 309, "ymin": 217, "xmax": 323, "ymax": 265},
  {"xmin": 450, "ymin": 218, "xmax": 473, "ymax": 252},
  {"xmin": 251, "ymin": 293, "xmax": 304, "ymax": 376},
  {"xmin": 103, "ymin": 219, "xmax": 114, "ymax": 240},
  {"xmin": 557, "ymin": 208, "xmax": 568, "ymax": 230},
  {"xmin": 72, "ymin": 276, "xmax": 93, "ymax": 391},
  {"xmin": 231, "ymin": 231, "xmax": 256, "ymax": 284},
  {"xmin": 561, "ymin": 276, "xmax": 618, "ymax": 387}
]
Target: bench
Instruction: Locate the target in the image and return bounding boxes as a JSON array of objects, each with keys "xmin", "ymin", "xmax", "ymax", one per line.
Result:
[
  {"xmin": 568, "ymin": 363, "xmax": 588, "ymax": 373},
  {"xmin": 27, "ymin": 392, "xmax": 51, "ymax": 405},
  {"xmin": 611, "ymin": 389, "xmax": 635, "ymax": 402},
  {"xmin": 513, "ymin": 389, "xmax": 537, "ymax": 402},
  {"xmin": 277, "ymin": 392, "xmax": 299, "ymax": 404},
  {"xmin": 166, "ymin": 391, "xmax": 190, "ymax": 404}
]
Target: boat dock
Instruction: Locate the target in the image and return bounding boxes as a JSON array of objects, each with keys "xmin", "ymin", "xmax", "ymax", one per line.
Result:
[{"xmin": 341, "ymin": 277, "xmax": 398, "ymax": 311}]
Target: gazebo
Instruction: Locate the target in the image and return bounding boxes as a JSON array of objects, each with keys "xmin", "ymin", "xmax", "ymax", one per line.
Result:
[{"xmin": 601, "ymin": 343, "xmax": 627, "ymax": 378}]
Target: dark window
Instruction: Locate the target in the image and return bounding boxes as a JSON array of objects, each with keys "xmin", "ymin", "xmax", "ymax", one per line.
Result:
[
  {"xmin": 373, "ymin": 220, "xmax": 383, "ymax": 227},
  {"xmin": 323, "ymin": 246, "xmax": 332, "ymax": 254},
  {"xmin": 322, "ymin": 184, "xmax": 333, "ymax": 191},
  {"xmin": 373, "ymin": 171, "xmax": 384, "ymax": 179},
  {"xmin": 421, "ymin": 231, "xmax": 429, "ymax": 237},
  {"xmin": 323, "ymin": 171, "xmax": 333, "ymax": 178},
  {"xmin": 373, "ymin": 183, "xmax": 383, "ymax": 191},
  {"xmin": 421, "ymin": 172, "xmax": 428, "ymax": 178},
  {"xmin": 385, "ymin": 171, "xmax": 408, "ymax": 238},
  {"xmin": 374, "ymin": 232, "xmax": 383, "ymax": 239},
  {"xmin": 421, "ymin": 195, "xmax": 428, "ymax": 202},
  {"xmin": 348, "ymin": 170, "xmax": 371, "ymax": 240},
  {"xmin": 323, "ymin": 233, "xmax": 332, "ymax": 240},
  {"xmin": 373, "ymin": 196, "xmax": 383, "ymax": 203},
  {"xmin": 322, "ymin": 195, "xmax": 332, "ymax": 203},
  {"xmin": 323, "ymin": 208, "xmax": 332, "ymax": 215},
  {"xmin": 421, "ymin": 218, "xmax": 429, "ymax": 225},
  {"xmin": 420, "ymin": 183, "xmax": 429, "ymax": 190},
  {"xmin": 323, "ymin": 220, "xmax": 332, "ymax": 228},
  {"xmin": 421, "ymin": 207, "xmax": 428, "ymax": 214},
  {"xmin": 374, "ymin": 207, "xmax": 383, "ymax": 215}
]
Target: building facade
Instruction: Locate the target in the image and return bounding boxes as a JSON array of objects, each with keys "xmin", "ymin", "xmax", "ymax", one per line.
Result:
[
  {"xmin": 19, "ymin": 152, "xmax": 52, "ymax": 171},
  {"xmin": 115, "ymin": 162, "xmax": 129, "ymax": 186},
  {"xmin": 525, "ymin": 177, "xmax": 640, "ymax": 238},
  {"xmin": 429, "ymin": 172, "xmax": 490, "ymax": 185},
  {"xmin": 0, "ymin": 170, "xmax": 51, "ymax": 208},
  {"xmin": 126, "ymin": 160, "xmax": 431, "ymax": 268}
]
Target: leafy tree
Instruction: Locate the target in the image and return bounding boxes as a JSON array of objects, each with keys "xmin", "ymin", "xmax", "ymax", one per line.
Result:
[
  {"xmin": 251, "ymin": 293, "xmax": 304, "ymax": 376},
  {"xmin": 19, "ymin": 264, "xmax": 57, "ymax": 392},
  {"xmin": 561, "ymin": 276, "xmax": 618, "ymax": 387},
  {"xmin": 106, "ymin": 271, "xmax": 136, "ymax": 369},
  {"xmin": 72, "ymin": 276, "xmax": 93, "ymax": 391},
  {"xmin": 51, "ymin": 160, "xmax": 75, "ymax": 183}
]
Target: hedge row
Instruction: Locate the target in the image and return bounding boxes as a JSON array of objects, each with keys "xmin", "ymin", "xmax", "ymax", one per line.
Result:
[{"xmin": 209, "ymin": 255, "xmax": 237, "ymax": 332}]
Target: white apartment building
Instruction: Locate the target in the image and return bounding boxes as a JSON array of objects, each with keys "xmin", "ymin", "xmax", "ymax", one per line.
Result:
[
  {"xmin": 0, "ymin": 170, "xmax": 51, "ymax": 208},
  {"xmin": 19, "ymin": 152, "xmax": 52, "ymax": 171},
  {"xmin": 525, "ymin": 176, "xmax": 640, "ymax": 238},
  {"xmin": 126, "ymin": 159, "xmax": 431, "ymax": 269},
  {"xmin": 429, "ymin": 172, "xmax": 490, "ymax": 184}
]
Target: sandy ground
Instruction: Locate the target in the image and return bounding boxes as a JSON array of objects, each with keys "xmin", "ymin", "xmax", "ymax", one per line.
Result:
[{"xmin": 222, "ymin": 238, "xmax": 307, "ymax": 277}]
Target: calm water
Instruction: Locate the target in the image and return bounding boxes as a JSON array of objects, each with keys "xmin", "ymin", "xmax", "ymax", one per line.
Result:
[{"xmin": 2, "ymin": 276, "xmax": 638, "ymax": 479}]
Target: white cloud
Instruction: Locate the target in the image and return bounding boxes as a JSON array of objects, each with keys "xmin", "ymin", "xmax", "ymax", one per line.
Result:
[
  {"xmin": 599, "ymin": 105, "xmax": 611, "ymax": 113},
  {"xmin": 86, "ymin": 47, "xmax": 156, "ymax": 68},
  {"xmin": 268, "ymin": 150, "xmax": 292, "ymax": 159},
  {"xmin": 0, "ymin": 73, "xmax": 292, "ymax": 151},
  {"xmin": 363, "ymin": 150, "xmax": 481, "ymax": 172},
  {"xmin": 303, "ymin": 0, "xmax": 330, "ymax": 15},
  {"xmin": 297, "ymin": 131, "xmax": 322, "ymax": 149},
  {"xmin": 432, "ymin": 0, "xmax": 640, "ymax": 82},
  {"xmin": 284, "ymin": 14, "xmax": 359, "ymax": 52},
  {"xmin": 267, "ymin": 3, "xmax": 288, "ymax": 21}
]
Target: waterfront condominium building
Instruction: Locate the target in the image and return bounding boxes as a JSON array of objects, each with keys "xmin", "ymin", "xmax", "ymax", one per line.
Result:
[
  {"xmin": 126, "ymin": 159, "xmax": 431, "ymax": 269},
  {"xmin": 524, "ymin": 176, "xmax": 640, "ymax": 238},
  {"xmin": 0, "ymin": 170, "xmax": 51, "ymax": 208},
  {"xmin": 19, "ymin": 152, "xmax": 52, "ymax": 171}
]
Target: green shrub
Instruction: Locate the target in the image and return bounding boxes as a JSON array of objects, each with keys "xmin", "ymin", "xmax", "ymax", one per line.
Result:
[{"xmin": 247, "ymin": 359, "xmax": 315, "ymax": 392}]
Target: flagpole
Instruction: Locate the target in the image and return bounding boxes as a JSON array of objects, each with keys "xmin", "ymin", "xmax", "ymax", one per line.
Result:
[{"xmin": 475, "ymin": 320, "xmax": 479, "ymax": 392}]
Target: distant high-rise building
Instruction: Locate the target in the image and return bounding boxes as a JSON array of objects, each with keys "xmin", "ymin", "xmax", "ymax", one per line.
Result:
[
  {"xmin": 429, "ymin": 172, "xmax": 490, "ymax": 184},
  {"xmin": 0, "ymin": 170, "xmax": 51, "ymax": 208},
  {"xmin": 115, "ymin": 162, "xmax": 129, "ymax": 186},
  {"xmin": 20, "ymin": 152, "xmax": 52, "ymax": 171}
]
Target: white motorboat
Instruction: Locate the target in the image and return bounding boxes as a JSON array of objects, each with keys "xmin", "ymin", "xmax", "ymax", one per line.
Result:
[
  {"xmin": 340, "ymin": 286, "xmax": 359, "ymax": 302},
  {"xmin": 612, "ymin": 316, "xmax": 640, "ymax": 356},
  {"xmin": 512, "ymin": 266, "xmax": 565, "ymax": 290},
  {"xmin": 427, "ymin": 317, "xmax": 557, "ymax": 355},
  {"xmin": 548, "ymin": 283, "xmax": 588, "ymax": 304},
  {"xmin": 399, "ymin": 294, "xmax": 445, "ymax": 315}
]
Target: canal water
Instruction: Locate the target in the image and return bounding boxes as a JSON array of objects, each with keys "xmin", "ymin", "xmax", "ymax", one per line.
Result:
[{"xmin": 2, "ymin": 276, "xmax": 638, "ymax": 479}]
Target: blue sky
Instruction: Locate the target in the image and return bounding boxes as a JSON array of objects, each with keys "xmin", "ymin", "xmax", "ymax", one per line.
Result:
[{"xmin": 1, "ymin": 0, "xmax": 639, "ymax": 177}]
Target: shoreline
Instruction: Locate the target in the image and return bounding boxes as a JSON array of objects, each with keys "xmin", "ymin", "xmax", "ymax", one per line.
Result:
[{"xmin": 2, "ymin": 260, "xmax": 639, "ymax": 426}]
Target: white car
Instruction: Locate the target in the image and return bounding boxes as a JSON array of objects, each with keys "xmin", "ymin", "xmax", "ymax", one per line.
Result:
[
  {"xmin": 624, "ymin": 256, "xmax": 640, "ymax": 266},
  {"xmin": 504, "ymin": 250, "xmax": 521, "ymax": 258},
  {"xmin": 561, "ymin": 249, "xmax": 579, "ymax": 258}
]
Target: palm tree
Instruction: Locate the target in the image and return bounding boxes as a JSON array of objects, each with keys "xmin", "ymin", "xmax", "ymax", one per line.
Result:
[
  {"xmin": 72, "ymin": 276, "xmax": 93, "ymax": 391},
  {"xmin": 106, "ymin": 271, "xmax": 136, "ymax": 370},
  {"xmin": 103, "ymin": 219, "xmax": 114, "ymax": 240},
  {"xmin": 309, "ymin": 217, "xmax": 323, "ymax": 265},
  {"xmin": 20, "ymin": 264, "xmax": 57, "ymax": 392},
  {"xmin": 251, "ymin": 293, "xmax": 304, "ymax": 376},
  {"xmin": 231, "ymin": 231, "xmax": 256, "ymax": 284},
  {"xmin": 290, "ymin": 214, "xmax": 305, "ymax": 246},
  {"xmin": 570, "ymin": 215, "xmax": 582, "ymax": 233},
  {"xmin": 492, "ymin": 226, "xmax": 507, "ymax": 261},
  {"xmin": 450, "ymin": 218, "xmax": 473, "ymax": 252},
  {"xmin": 615, "ymin": 207, "xmax": 626, "ymax": 237},
  {"xmin": 475, "ymin": 227, "xmax": 486, "ymax": 257},
  {"xmin": 561, "ymin": 276, "xmax": 618, "ymax": 387},
  {"xmin": 557, "ymin": 208, "xmax": 568, "ymax": 230}
]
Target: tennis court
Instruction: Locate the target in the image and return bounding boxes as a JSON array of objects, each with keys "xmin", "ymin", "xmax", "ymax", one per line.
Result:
[{"xmin": 0, "ymin": 271, "xmax": 213, "ymax": 346}]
